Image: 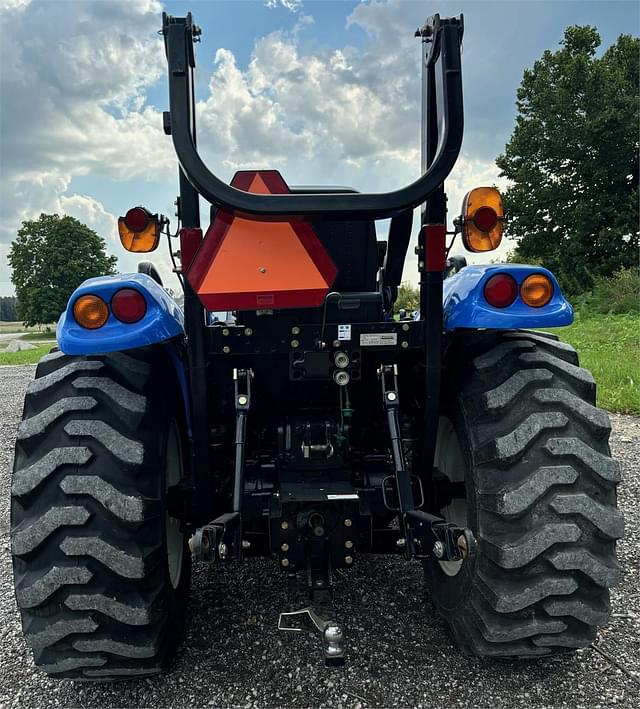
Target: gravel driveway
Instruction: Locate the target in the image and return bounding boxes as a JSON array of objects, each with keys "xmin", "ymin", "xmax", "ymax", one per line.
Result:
[{"xmin": 1, "ymin": 364, "xmax": 638, "ymax": 708}]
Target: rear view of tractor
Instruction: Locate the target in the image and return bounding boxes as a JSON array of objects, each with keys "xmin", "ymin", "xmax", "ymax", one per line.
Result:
[{"xmin": 10, "ymin": 10, "xmax": 622, "ymax": 680}]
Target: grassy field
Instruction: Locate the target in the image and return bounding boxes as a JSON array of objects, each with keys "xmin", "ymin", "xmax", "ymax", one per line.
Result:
[
  {"xmin": 0, "ymin": 314, "xmax": 637, "ymax": 414},
  {"xmin": 0, "ymin": 345, "xmax": 50, "ymax": 366},
  {"xmin": 21, "ymin": 331, "xmax": 56, "ymax": 341},
  {"xmin": 553, "ymin": 312, "xmax": 639, "ymax": 415}
]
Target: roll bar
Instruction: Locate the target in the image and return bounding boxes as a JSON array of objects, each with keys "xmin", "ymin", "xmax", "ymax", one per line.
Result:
[{"xmin": 162, "ymin": 12, "xmax": 464, "ymax": 220}]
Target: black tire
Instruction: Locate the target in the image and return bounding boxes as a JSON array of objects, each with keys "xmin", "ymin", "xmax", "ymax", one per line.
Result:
[
  {"xmin": 11, "ymin": 348, "xmax": 191, "ymax": 680},
  {"xmin": 425, "ymin": 330, "xmax": 623, "ymax": 658}
]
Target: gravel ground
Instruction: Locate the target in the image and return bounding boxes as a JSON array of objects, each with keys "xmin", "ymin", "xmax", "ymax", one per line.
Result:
[{"xmin": 0, "ymin": 364, "xmax": 638, "ymax": 708}]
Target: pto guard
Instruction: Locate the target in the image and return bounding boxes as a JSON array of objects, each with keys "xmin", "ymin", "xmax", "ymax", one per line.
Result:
[
  {"xmin": 443, "ymin": 264, "xmax": 573, "ymax": 331},
  {"xmin": 57, "ymin": 273, "xmax": 184, "ymax": 355}
]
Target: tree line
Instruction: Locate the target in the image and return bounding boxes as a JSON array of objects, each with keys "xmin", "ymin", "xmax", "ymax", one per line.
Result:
[{"xmin": 0, "ymin": 296, "xmax": 18, "ymax": 321}]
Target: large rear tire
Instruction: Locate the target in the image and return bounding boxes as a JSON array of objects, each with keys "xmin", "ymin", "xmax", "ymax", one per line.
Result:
[
  {"xmin": 11, "ymin": 348, "xmax": 191, "ymax": 680},
  {"xmin": 425, "ymin": 330, "xmax": 623, "ymax": 658}
]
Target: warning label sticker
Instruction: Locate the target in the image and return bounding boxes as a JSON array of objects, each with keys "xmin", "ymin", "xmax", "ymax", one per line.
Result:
[
  {"xmin": 360, "ymin": 333, "xmax": 398, "ymax": 347},
  {"xmin": 338, "ymin": 324, "xmax": 351, "ymax": 341}
]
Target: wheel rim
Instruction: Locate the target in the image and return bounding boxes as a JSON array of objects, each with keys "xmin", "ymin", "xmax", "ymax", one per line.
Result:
[
  {"xmin": 434, "ymin": 415, "xmax": 467, "ymax": 577},
  {"xmin": 165, "ymin": 420, "xmax": 184, "ymax": 590}
]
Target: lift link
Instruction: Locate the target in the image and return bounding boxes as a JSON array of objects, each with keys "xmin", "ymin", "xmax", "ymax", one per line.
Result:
[
  {"xmin": 379, "ymin": 364, "xmax": 416, "ymax": 556},
  {"xmin": 189, "ymin": 368, "xmax": 254, "ymax": 562},
  {"xmin": 378, "ymin": 364, "xmax": 477, "ymax": 563}
]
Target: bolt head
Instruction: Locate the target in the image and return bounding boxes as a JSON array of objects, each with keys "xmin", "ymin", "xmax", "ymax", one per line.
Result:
[
  {"xmin": 281, "ymin": 521, "xmax": 289, "ymax": 530},
  {"xmin": 344, "ymin": 555, "xmax": 353, "ymax": 565},
  {"xmin": 387, "ymin": 391, "xmax": 397, "ymax": 401},
  {"xmin": 258, "ymin": 266, "xmax": 266, "ymax": 273},
  {"xmin": 244, "ymin": 327, "xmax": 253, "ymax": 336},
  {"xmin": 238, "ymin": 395, "xmax": 248, "ymax": 406},
  {"xmin": 401, "ymin": 341, "xmax": 409, "ymax": 349},
  {"xmin": 291, "ymin": 326, "xmax": 300, "ymax": 335},
  {"xmin": 396, "ymin": 538, "xmax": 406, "ymax": 548},
  {"xmin": 291, "ymin": 339, "xmax": 300, "ymax": 349},
  {"xmin": 402, "ymin": 323, "xmax": 410, "ymax": 331},
  {"xmin": 344, "ymin": 518, "xmax": 352, "ymax": 528},
  {"xmin": 332, "ymin": 340, "xmax": 341, "ymax": 348},
  {"xmin": 345, "ymin": 540, "xmax": 354, "ymax": 549},
  {"xmin": 222, "ymin": 346, "xmax": 230, "ymax": 354},
  {"xmin": 281, "ymin": 543, "xmax": 289, "ymax": 552},
  {"xmin": 433, "ymin": 541, "xmax": 444, "ymax": 559},
  {"xmin": 281, "ymin": 558, "xmax": 289, "ymax": 567},
  {"xmin": 222, "ymin": 328, "xmax": 229, "ymax": 336}
]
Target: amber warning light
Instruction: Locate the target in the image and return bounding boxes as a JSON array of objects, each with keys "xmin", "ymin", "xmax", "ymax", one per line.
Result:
[
  {"xmin": 459, "ymin": 187, "xmax": 505, "ymax": 253},
  {"xmin": 118, "ymin": 207, "xmax": 162, "ymax": 253}
]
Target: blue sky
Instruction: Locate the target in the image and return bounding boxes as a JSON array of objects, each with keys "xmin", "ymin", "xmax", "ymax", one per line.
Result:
[{"xmin": 1, "ymin": 0, "xmax": 638, "ymax": 297}]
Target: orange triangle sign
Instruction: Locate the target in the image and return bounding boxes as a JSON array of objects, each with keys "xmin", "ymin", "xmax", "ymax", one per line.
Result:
[{"xmin": 186, "ymin": 171, "xmax": 337, "ymax": 311}]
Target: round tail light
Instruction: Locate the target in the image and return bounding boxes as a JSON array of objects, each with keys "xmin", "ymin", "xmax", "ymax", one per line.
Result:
[
  {"xmin": 111, "ymin": 288, "xmax": 147, "ymax": 323},
  {"xmin": 484, "ymin": 274, "xmax": 517, "ymax": 308},
  {"xmin": 473, "ymin": 206, "xmax": 498, "ymax": 233},
  {"xmin": 73, "ymin": 294, "xmax": 109, "ymax": 330},
  {"xmin": 521, "ymin": 274, "xmax": 554, "ymax": 307},
  {"xmin": 124, "ymin": 207, "xmax": 150, "ymax": 233}
]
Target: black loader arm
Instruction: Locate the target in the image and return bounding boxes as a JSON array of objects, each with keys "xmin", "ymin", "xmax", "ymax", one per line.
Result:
[{"xmin": 161, "ymin": 12, "xmax": 464, "ymax": 220}]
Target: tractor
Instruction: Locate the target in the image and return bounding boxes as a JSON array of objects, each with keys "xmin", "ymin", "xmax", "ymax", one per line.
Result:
[{"xmin": 10, "ymin": 11, "xmax": 622, "ymax": 679}]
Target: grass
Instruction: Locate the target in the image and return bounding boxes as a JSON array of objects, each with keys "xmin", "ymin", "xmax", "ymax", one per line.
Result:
[
  {"xmin": 552, "ymin": 312, "xmax": 639, "ymax": 415},
  {"xmin": 0, "ymin": 345, "xmax": 51, "ymax": 366},
  {"xmin": 21, "ymin": 331, "xmax": 56, "ymax": 341}
]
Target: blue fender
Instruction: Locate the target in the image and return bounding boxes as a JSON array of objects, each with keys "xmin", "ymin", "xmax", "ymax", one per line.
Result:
[
  {"xmin": 57, "ymin": 273, "xmax": 192, "ymax": 436},
  {"xmin": 57, "ymin": 272, "xmax": 184, "ymax": 355},
  {"xmin": 443, "ymin": 264, "xmax": 573, "ymax": 331}
]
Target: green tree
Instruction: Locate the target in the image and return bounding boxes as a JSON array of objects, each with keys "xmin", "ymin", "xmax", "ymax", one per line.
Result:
[
  {"xmin": 395, "ymin": 282, "xmax": 420, "ymax": 313},
  {"xmin": 9, "ymin": 214, "xmax": 117, "ymax": 326},
  {"xmin": 496, "ymin": 27, "xmax": 639, "ymax": 294},
  {"xmin": 0, "ymin": 296, "xmax": 18, "ymax": 321}
]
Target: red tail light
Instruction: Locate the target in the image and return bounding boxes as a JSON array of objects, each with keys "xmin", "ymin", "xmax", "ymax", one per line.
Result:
[
  {"xmin": 473, "ymin": 206, "xmax": 498, "ymax": 232},
  {"xmin": 124, "ymin": 207, "xmax": 150, "ymax": 232},
  {"xmin": 111, "ymin": 288, "xmax": 147, "ymax": 323},
  {"xmin": 484, "ymin": 274, "xmax": 517, "ymax": 308}
]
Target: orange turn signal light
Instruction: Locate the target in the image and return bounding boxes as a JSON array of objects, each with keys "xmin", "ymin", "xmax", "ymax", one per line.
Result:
[
  {"xmin": 460, "ymin": 187, "xmax": 504, "ymax": 253},
  {"xmin": 73, "ymin": 294, "xmax": 109, "ymax": 329},
  {"xmin": 118, "ymin": 207, "xmax": 160, "ymax": 253},
  {"xmin": 521, "ymin": 273, "xmax": 554, "ymax": 307}
]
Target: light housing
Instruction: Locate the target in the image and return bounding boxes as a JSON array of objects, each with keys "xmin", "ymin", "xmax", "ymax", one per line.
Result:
[
  {"xmin": 521, "ymin": 273, "xmax": 554, "ymax": 307},
  {"xmin": 73, "ymin": 294, "xmax": 109, "ymax": 329},
  {"xmin": 483, "ymin": 273, "xmax": 517, "ymax": 308},
  {"xmin": 111, "ymin": 288, "xmax": 147, "ymax": 323},
  {"xmin": 460, "ymin": 187, "xmax": 504, "ymax": 253},
  {"xmin": 118, "ymin": 207, "xmax": 161, "ymax": 253}
]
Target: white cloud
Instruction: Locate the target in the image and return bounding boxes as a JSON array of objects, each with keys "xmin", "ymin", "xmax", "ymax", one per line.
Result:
[
  {"xmin": 0, "ymin": 0, "xmax": 173, "ymax": 293},
  {"xmin": 0, "ymin": 0, "xmax": 510, "ymax": 299},
  {"xmin": 265, "ymin": 0, "xmax": 303, "ymax": 12}
]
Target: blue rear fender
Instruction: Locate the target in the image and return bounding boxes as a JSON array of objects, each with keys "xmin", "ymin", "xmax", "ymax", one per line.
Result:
[
  {"xmin": 442, "ymin": 264, "xmax": 573, "ymax": 331},
  {"xmin": 57, "ymin": 272, "xmax": 184, "ymax": 355},
  {"xmin": 57, "ymin": 272, "xmax": 191, "ymax": 435}
]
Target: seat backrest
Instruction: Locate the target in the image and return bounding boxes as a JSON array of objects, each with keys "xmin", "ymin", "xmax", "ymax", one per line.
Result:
[{"xmin": 311, "ymin": 220, "xmax": 378, "ymax": 293}]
